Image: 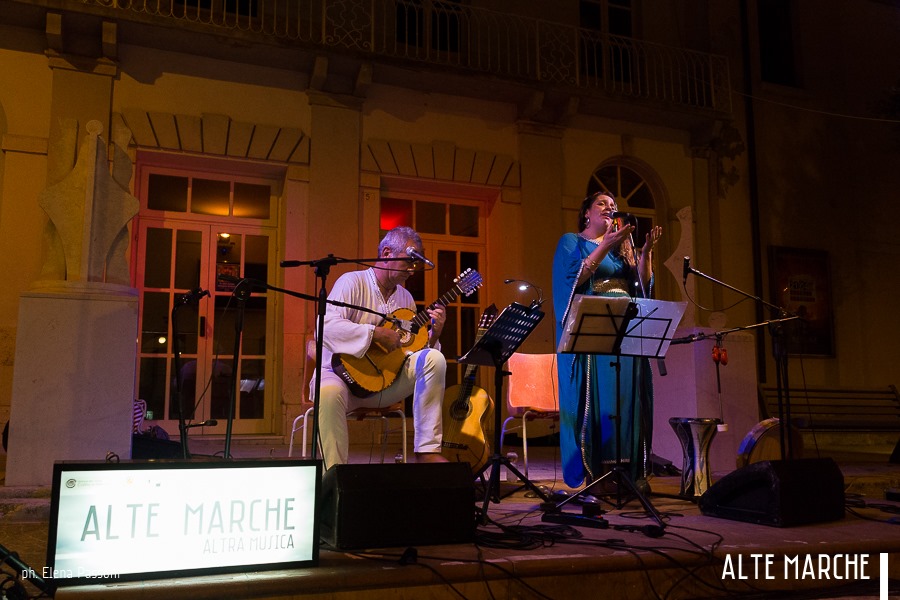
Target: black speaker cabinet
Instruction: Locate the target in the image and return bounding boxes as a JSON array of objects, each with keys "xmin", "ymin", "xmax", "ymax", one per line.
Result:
[
  {"xmin": 699, "ymin": 457, "xmax": 845, "ymax": 527},
  {"xmin": 320, "ymin": 462, "xmax": 475, "ymax": 549}
]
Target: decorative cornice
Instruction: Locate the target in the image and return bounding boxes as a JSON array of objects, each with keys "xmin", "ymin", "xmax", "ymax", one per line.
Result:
[
  {"xmin": 361, "ymin": 139, "xmax": 519, "ymax": 188},
  {"xmin": 115, "ymin": 111, "xmax": 310, "ymax": 164}
]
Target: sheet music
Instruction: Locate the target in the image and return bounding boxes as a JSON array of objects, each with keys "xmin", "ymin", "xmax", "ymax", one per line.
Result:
[
  {"xmin": 458, "ymin": 302, "xmax": 544, "ymax": 367},
  {"xmin": 557, "ymin": 296, "xmax": 687, "ymax": 358}
]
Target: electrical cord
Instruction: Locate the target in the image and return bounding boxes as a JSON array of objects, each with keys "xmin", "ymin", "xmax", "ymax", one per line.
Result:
[
  {"xmin": 681, "ymin": 278, "xmax": 753, "ymax": 315},
  {"xmin": 844, "ymin": 493, "xmax": 900, "ymax": 524}
]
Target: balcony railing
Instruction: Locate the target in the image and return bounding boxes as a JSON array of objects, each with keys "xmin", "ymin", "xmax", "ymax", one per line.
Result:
[{"xmin": 80, "ymin": 0, "xmax": 731, "ymax": 114}]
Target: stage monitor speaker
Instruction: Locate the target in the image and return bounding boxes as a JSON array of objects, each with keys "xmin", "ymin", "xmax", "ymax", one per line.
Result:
[
  {"xmin": 699, "ymin": 457, "xmax": 844, "ymax": 527},
  {"xmin": 320, "ymin": 462, "xmax": 475, "ymax": 549}
]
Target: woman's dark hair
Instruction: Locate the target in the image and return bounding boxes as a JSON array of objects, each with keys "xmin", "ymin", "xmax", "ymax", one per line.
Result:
[{"xmin": 577, "ymin": 192, "xmax": 613, "ymax": 232}]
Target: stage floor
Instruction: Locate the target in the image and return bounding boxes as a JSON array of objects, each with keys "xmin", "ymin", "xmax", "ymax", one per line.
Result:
[{"xmin": 2, "ymin": 442, "xmax": 899, "ymax": 599}]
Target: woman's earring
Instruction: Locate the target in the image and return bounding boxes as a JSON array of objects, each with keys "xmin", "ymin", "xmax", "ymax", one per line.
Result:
[{"xmin": 586, "ymin": 217, "xmax": 590, "ymax": 227}]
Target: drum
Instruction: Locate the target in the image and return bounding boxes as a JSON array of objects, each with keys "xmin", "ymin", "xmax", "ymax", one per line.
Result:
[
  {"xmin": 669, "ymin": 417, "xmax": 721, "ymax": 497},
  {"xmin": 736, "ymin": 417, "xmax": 803, "ymax": 468}
]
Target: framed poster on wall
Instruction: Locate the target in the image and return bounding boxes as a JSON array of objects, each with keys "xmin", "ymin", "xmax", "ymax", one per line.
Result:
[{"xmin": 768, "ymin": 246, "xmax": 834, "ymax": 356}]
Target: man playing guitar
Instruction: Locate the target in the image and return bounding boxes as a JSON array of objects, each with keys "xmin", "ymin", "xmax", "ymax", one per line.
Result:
[{"xmin": 313, "ymin": 226, "xmax": 448, "ymax": 468}]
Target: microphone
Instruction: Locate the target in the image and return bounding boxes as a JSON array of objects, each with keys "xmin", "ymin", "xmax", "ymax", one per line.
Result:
[
  {"xmin": 178, "ymin": 287, "xmax": 210, "ymax": 305},
  {"xmin": 611, "ymin": 211, "xmax": 637, "ymax": 226},
  {"xmin": 682, "ymin": 256, "xmax": 691, "ymax": 284},
  {"xmin": 405, "ymin": 247, "xmax": 434, "ymax": 268}
]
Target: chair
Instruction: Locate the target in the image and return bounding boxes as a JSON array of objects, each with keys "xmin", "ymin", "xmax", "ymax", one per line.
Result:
[
  {"xmin": 288, "ymin": 339, "xmax": 407, "ymax": 462},
  {"xmin": 500, "ymin": 353, "xmax": 560, "ymax": 478}
]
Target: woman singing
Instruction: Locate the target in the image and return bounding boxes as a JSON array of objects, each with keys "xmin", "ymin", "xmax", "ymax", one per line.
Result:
[{"xmin": 551, "ymin": 192, "xmax": 663, "ymax": 488}]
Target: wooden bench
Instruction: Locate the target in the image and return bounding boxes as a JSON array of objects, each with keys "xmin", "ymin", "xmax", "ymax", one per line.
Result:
[{"xmin": 758, "ymin": 385, "xmax": 900, "ymax": 432}]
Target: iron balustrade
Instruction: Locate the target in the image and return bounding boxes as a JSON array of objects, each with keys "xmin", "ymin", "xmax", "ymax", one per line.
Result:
[{"xmin": 78, "ymin": 0, "xmax": 731, "ymax": 114}]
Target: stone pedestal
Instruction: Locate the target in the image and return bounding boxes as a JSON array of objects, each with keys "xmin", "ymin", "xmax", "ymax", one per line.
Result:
[
  {"xmin": 652, "ymin": 327, "xmax": 759, "ymax": 476},
  {"xmin": 6, "ymin": 283, "xmax": 137, "ymax": 486}
]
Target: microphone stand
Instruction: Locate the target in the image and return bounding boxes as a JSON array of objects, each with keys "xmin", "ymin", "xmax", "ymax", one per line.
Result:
[
  {"xmin": 624, "ymin": 228, "xmax": 651, "ymax": 477},
  {"xmin": 171, "ymin": 288, "xmax": 210, "ymax": 459},
  {"xmin": 223, "ymin": 279, "xmax": 250, "ymax": 459},
  {"xmin": 627, "ymin": 231, "xmax": 648, "ymax": 301},
  {"xmin": 683, "ymin": 261, "xmax": 800, "ymax": 460}
]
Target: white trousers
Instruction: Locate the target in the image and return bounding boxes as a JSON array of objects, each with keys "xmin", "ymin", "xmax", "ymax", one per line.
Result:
[{"xmin": 312, "ymin": 348, "xmax": 446, "ymax": 468}]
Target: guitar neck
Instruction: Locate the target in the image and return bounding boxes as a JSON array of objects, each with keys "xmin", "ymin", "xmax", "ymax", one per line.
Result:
[
  {"xmin": 457, "ymin": 364, "xmax": 478, "ymax": 400},
  {"xmin": 455, "ymin": 303, "xmax": 495, "ymax": 401},
  {"xmin": 411, "ymin": 285, "xmax": 462, "ymax": 328}
]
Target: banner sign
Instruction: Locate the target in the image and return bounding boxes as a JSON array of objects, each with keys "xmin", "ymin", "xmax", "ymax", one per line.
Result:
[{"xmin": 46, "ymin": 459, "xmax": 320, "ymax": 586}]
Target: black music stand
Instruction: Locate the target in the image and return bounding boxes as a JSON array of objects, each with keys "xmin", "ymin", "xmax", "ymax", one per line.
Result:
[
  {"xmin": 547, "ymin": 295, "xmax": 685, "ymax": 532},
  {"xmin": 460, "ymin": 302, "xmax": 550, "ymax": 523}
]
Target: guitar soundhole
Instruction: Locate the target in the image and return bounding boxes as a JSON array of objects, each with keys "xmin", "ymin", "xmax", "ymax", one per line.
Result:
[
  {"xmin": 398, "ymin": 330, "xmax": 413, "ymax": 345},
  {"xmin": 450, "ymin": 403, "xmax": 471, "ymax": 421}
]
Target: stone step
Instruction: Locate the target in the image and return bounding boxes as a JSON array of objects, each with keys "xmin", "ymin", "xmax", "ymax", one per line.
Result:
[{"xmin": 0, "ymin": 496, "xmax": 51, "ymax": 522}]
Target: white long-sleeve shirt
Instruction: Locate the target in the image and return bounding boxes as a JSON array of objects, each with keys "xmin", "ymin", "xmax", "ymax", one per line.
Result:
[{"xmin": 319, "ymin": 268, "xmax": 415, "ymax": 369}]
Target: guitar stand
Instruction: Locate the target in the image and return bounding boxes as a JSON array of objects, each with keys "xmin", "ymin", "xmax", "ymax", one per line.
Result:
[{"xmin": 460, "ymin": 302, "xmax": 550, "ymax": 524}]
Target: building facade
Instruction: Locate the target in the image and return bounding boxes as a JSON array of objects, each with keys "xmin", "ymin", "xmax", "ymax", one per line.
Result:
[{"xmin": 1, "ymin": 0, "xmax": 897, "ymax": 477}]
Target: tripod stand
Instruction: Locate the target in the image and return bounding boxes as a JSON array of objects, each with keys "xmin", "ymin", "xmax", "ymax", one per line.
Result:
[
  {"xmin": 546, "ymin": 295, "xmax": 686, "ymax": 533},
  {"xmin": 462, "ymin": 302, "xmax": 550, "ymax": 523}
]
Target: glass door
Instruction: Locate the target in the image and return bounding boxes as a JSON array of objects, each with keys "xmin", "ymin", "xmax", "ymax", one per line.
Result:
[{"xmin": 135, "ymin": 219, "xmax": 275, "ymax": 436}]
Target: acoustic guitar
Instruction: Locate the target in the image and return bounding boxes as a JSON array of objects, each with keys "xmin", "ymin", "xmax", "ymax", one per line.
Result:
[
  {"xmin": 333, "ymin": 268, "xmax": 483, "ymax": 398},
  {"xmin": 440, "ymin": 304, "xmax": 497, "ymax": 472}
]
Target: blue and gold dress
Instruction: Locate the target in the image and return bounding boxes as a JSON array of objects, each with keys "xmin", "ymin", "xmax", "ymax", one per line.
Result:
[{"xmin": 551, "ymin": 232, "xmax": 654, "ymax": 487}]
